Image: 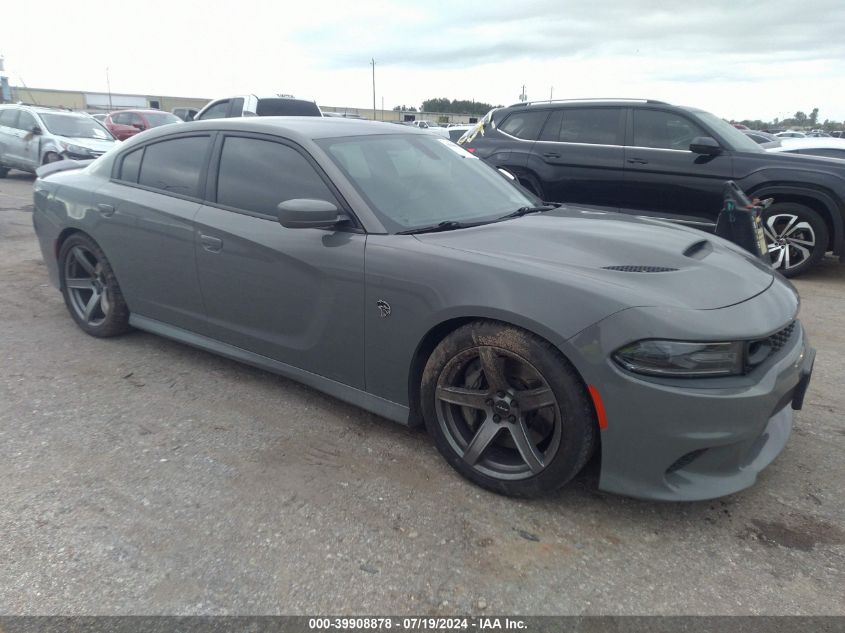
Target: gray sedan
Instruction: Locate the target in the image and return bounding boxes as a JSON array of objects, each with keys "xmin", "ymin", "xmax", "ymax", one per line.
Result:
[{"xmin": 32, "ymin": 117, "xmax": 814, "ymax": 500}]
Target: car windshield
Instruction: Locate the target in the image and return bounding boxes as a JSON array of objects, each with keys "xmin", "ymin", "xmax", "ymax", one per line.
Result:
[
  {"xmin": 145, "ymin": 112, "xmax": 181, "ymax": 127},
  {"xmin": 39, "ymin": 113, "xmax": 114, "ymax": 140},
  {"xmin": 693, "ymin": 110, "xmax": 763, "ymax": 153},
  {"xmin": 318, "ymin": 134, "xmax": 536, "ymax": 233}
]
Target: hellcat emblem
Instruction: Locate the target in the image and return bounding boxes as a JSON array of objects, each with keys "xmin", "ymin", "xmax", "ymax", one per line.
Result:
[{"xmin": 376, "ymin": 299, "xmax": 391, "ymax": 318}]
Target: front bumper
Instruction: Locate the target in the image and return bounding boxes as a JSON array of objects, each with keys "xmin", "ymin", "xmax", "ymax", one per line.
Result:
[{"xmin": 566, "ymin": 283, "xmax": 813, "ymax": 501}]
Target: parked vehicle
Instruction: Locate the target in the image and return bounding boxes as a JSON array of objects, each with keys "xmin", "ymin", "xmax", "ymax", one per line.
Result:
[
  {"xmin": 104, "ymin": 109, "xmax": 182, "ymax": 141},
  {"xmin": 742, "ymin": 130, "xmax": 781, "ymax": 148},
  {"xmin": 91, "ymin": 113, "xmax": 108, "ymax": 123},
  {"xmin": 32, "ymin": 117, "xmax": 813, "ymax": 501},
  {"xmin": 447, "ymin": 124, "xmax": 475, "ymax": 142},
  {"xmin": 409, "ymin": 120, "xmax": 450, "ymax": 138},
  {"xmin": 194, "ymin": 94, "xmax": 321, "ymax": 120},
  {"xmin": 775, "ymin": 131, "xmax": 806, "ymax": 138},
  {"xmin": 171, "ymin": 107, "xmax": 199, "ymax": 122},
  {"xmin": 459, "ymin": 99, "xmax": 845, "ymax": 276},
  {"xmin": 322, "ymin": 112, "xmax": 366, "ymax": 119},
  {"xmin": 805, "ymin": 130, "xmax": 831, "ymax": 138},
  {"xmin": 0, "ymin": 104, "xmax": 117, "ymax": 175},
  {"xmin": 767, "ymin": 137, "xmax": 845, "ymax": 160}
]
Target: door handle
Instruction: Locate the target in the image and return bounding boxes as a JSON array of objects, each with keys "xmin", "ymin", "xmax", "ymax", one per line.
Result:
[
  {"xmin": 97, "ymin": 203, "xmax": 115, "ymax": 217},
  {"xmin": 627, "ymin": 158, "xmax": 649, "ymax": 165},
  {"xmin": 543, "ymin": 152, "xmax": 561, "ymax": 158},
  {"xmin": 200, "ymin": 234, "xmax": 223, "ymax": 252}
]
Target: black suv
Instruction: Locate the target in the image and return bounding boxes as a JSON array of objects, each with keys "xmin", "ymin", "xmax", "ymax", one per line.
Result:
[{"xmin": 460, "ymin": 99, "xmax": 845, "ymax": 276}]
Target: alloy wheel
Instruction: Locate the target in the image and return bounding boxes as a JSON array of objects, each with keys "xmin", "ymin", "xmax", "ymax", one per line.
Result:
[
  {"xmin": 763, "ymin": 213, "xmax": 816, "ymax": 271},
  {"xmin": 64, "ymin": 246, "xmax": 111, "ymax": 327},
  {"xmin": 435, "ymin": 346, "xmax": 562, "ymax": 480}
]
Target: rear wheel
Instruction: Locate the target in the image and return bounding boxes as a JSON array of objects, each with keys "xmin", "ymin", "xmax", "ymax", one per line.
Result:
[
  {"xmin": 421, "ymin": 321, "xmax": 596, "ymax": 497},
  {"xmin": 59, "ymin": 234, "xmax": 131, "ymax": 337},
  {"xmin": 762, "ymin": 203, "xmax": 828, "ymax": 277}
]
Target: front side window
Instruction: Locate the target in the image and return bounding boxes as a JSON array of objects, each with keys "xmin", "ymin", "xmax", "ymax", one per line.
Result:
[
  {"xmin": 138, "ymin": 136, "xmax": 210, "ymax": 197},
  {"xmin": 540, "ymin": 108, "xmax": 622, "ymax": 145},
  {"xmin": 216, "ymin": 137, "xmax": 335, "ymax": 215},
  {"xmin": 632, "ymin": 110, "xmax": 707, "ymax": 150},
  {"xmin": 16, "ymin": 111, "xmax": 37, "ymax": 132},
  {"xmin": 145, "ymin": 112, "xmax": 181, "ymax": 127},
  {"xmin": 198, "ymin": 101, "xmax": 230, "ymax": 120},
  {"xmin": 498, "ymin": 110, "xmax": 549, "ymax": 140},
  {"xmin": 318, "ymin": 134, "xmax": 534, "ymax": 233}
]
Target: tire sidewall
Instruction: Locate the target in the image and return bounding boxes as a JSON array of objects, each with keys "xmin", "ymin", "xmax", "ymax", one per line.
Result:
[
  {"xmin": 58, "ymin": 234, "xmax": 130, "ymax": 337},
  {"xmin": 421, "ymin": 321, "xmax": 596, "ymax": 497}
]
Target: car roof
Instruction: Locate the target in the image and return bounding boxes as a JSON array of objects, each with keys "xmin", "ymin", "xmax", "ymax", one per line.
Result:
[
  {"xmin": 127, "ymin": 116, "xmax": 431, "ymax": 144},
  {"xmin": 1, "ymin": 104, "xmax": 86, "ymax": 116},
  {"xmin": 509, "ymin": 98, "xmax": 676, "ymax": 109}
]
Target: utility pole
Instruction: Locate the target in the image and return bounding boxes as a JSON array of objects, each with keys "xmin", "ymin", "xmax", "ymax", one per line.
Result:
[
  {"xmin": 550, "ymin": 86, "xmax": 553, "ymax": 102},
  {"xmin": 370, "ymin": 58, "xmax": 376, "ymax": 121},
  {"xmin": 381, "ymin": 96, "xmax": 384, "ymax": 121},
  {"xmin": 519, "ymin": 85, "xmax": 527, "ymax": 102},
  {"xmin": 106, "ymin": 67, "xmax": 113, "ymax": 111}
]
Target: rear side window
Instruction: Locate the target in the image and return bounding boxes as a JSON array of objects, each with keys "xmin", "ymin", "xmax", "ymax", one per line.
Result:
[
  {"xmin": 119, "ymin": 148, "xmax": 143, "ymax": 182},
  {"xmin": 138, "ymin": 136, "xmax": 210, "ymax": 197},
  {"xmin": 0, "ymin": 109, "xmax": 18, "ymax": 127},
  {"xmin": 633, "ymin": 110, "xmax": 707, "ymax": 150},
  {"xmin": 498, "ymin": 110, "xmax": 549, "ymax": 140},
  {"xmin": 216, "ymin": 136, "xmax": 335, "ymax": 215},
  {"xmin": 540, "ymin": 108, "xmax": 622, "ymax": 145}
]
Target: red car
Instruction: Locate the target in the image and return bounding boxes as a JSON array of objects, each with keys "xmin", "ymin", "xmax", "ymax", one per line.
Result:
[{"xmin": 103, "ymin": 109, "xmax": 182, "ymax": 141}]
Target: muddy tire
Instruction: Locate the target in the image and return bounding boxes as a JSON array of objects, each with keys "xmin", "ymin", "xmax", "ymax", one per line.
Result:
[
  {"xmin": 421, "ymin": 320, "xmax": 597, "ymax": 497},
  {"xmin": 59, "ymin": 233, "xmax": 131, "ymax": 338}
]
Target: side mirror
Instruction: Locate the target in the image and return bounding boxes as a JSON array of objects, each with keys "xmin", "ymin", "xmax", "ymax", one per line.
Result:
[
  {"xmin": 132, "ymin": 123, "xmax": 145, "ymax": 130},
  {"xmin": 277, "ymin": 199, "xmax": 347, "ymax": 229},
  {"xmin": 31, "ymin": 125, "xmax": 42, "ymax": 135},
  {"xmin": 690, "ymin": 136, "xmax": 721, "ymax": 156}
]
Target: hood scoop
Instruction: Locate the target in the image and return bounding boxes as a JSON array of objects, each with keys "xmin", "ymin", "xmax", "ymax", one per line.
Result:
[
  {"xmin": 602, "ymin": 265, "xmax": 679, "ymax": 273},
  {"xmin": 683, "ymin": 239, "xmax": 714, "ymax": 260}
]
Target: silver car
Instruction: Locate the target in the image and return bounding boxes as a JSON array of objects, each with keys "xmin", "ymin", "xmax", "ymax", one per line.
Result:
[{"xmin": 0, "ymin": 105, "xmax": 118, "ymax": 175}]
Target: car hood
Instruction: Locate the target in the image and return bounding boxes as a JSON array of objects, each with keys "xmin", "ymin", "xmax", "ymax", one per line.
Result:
[
  {"xmin": 417, "ymin": 207, "xmax": 775, "ymax": 310},
  {"xmin": 60, "ymin": 137, "xmax": 118, "ymax": 151}
]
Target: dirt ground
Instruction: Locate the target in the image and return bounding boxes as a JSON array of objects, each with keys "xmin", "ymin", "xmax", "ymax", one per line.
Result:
[{"xmin": 1, "ymin": 171, "xmax": 843, "ymax": 615}]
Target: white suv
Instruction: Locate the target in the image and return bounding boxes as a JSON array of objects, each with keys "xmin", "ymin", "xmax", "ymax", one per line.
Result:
[{"xmin": 0, "ymin": 105, "xmax": 118, "ymax": 175}]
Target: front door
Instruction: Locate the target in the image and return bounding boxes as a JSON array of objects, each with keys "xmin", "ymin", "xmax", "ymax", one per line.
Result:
[
  {"xmin": 622, "ymin": 108, "xmax": 733, "ymax": 227},
  {"xmin": 194, "ymin": 134, "xmax": 366, "ymax": 387}
]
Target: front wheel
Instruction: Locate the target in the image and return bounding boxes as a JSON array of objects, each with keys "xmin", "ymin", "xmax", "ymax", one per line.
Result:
[
  {"xmin": 421, "ymin": 321, "xmax": 597, "ymax": 497},
  {"xmin": 762, "ymin": 203, "xmax": 828, "ymax": 277},
  {"xmin": 59, "ymin": 234, "xmax": 131, "ymax": 337}
]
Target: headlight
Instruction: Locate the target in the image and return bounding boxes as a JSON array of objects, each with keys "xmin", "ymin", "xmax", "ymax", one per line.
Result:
[
  {"xmin": 613, "ymin": 340, "xmax": 745, "ymax": 377},
  {"xmin": 60, "ymin": 142, "xmax": 93, "ymax": 156}
]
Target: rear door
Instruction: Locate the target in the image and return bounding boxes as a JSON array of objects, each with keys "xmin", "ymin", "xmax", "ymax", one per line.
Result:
[
  {"xmin": 194, "ymin": 133, "xmax": 366, "ymax": 386},
  {"xmin": 622, "ymin": 107, "xmax": 733, "ymax": 227},
  {"xmin": 14, "ymin": 110, "xmax": 41, "ymax": 169},
  {"xmin": 0, "ymin": 108, "xmax": 20, "ymax": 164},
  {"xmin": 94, "ymin": 134, "xmax": 213, "ymax": 333},
  {"xmin": 527, "ymin": 106, "xmax": 626, "ymax": 208},
  {"xmin": 480, "ymin": 108, "xmax": 550, "ymax": 189}
]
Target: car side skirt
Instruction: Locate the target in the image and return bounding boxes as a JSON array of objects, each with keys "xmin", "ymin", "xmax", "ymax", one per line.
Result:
[{"xmin": 129, "ymin": 314, "xmax": 412, "ymax": 426}]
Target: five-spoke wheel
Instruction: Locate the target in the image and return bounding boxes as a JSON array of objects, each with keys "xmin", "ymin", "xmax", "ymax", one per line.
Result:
[
  {"xmin": 422, "ymin": 321, "xmax": 596, "ymax": 497},
  {"xmin": 59, "ymin": 233, "xmax": 130, "ymax": 337}
]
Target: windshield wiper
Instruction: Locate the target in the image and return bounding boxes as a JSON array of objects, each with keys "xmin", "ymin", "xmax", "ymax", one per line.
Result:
[
  {"xmin": 396, "ymin": 220, "xmax": 475, "ymax": 235},
  {"xmin": 497, "ymin": 204, "xmax": 559, "ymax": 220}
]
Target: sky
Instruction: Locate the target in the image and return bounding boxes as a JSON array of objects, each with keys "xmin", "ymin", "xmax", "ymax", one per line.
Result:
[{"xmin": 3, "ymin": 0, "xmax": 845, "ymax": 122}]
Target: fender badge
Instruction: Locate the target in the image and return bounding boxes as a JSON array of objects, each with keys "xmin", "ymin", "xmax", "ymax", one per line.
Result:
[{"xmin": 376, "ymin": 299, "xmax": 391, "ymax": 318}]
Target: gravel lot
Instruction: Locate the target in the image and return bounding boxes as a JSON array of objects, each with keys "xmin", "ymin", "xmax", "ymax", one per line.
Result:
[{"xmin": 1, "ymin": 171, "xmax": 843, "ymax": 615}]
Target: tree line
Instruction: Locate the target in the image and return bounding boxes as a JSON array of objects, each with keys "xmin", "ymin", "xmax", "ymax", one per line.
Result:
[
  {"xmin": 738, "ymin": 107, "xmax": 844, "ymax": 132},
  {"xmin": 394, "ymin": 98, "xmax": 502, "ymax": 116}
]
